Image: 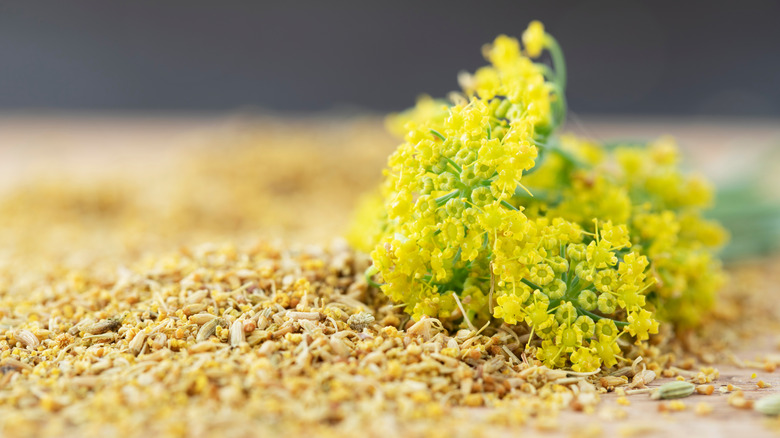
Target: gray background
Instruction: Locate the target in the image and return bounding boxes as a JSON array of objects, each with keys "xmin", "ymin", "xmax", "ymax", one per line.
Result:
[{"xmin": 0, "ymin": 0, "xmax": 778, "ymax": 115}]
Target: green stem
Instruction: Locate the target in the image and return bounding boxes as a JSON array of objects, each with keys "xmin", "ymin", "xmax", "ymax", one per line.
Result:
[
  {"xmin": 536, "ymin": 63, "xmax": 556, "ymax": 82},
  {"xmin": 577, "ymin": 307, "xmax": 628, "ymax": 327},
  {"xmin": 500, "ymin": 200, "xmax": 519, "ymax": 211},
  {"xmin": 545, "ymin": 35, "xmax": 566, "ymax": 91},
  {"xmin": 550, "ymin": 82, "xmax": 567, "ymax": 128},
  {"xmin": 565, "ymin": 275, "xmax": 580, "ymax": 296},
  {"xmin": 364, "ymin": 266, "xmax": 384, "ymax": 288},
  {"xmin": 435, "ymin": 190, "xmax": 460, "ymax": 206},
  {"xmin": 444, "ymin": 157, "xmax": 462, "ymax": 173},
  {"xmin": 430, "ymin": 129, "xmax": 446, "ymax": 141},
  {"xmin": 520, "ymin": 278, "xmax": 542, "ymax": 291}
]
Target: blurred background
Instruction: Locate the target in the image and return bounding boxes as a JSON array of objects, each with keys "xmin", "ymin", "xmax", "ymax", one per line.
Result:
[{"xmin": 0, "ymin": 0, "xmax": 778, "ymax": 116}]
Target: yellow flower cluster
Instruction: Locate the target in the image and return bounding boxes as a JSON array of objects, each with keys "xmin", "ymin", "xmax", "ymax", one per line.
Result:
[
  {"xmin": 351, "ymin": 21, "xmax": 725, "ymax": 370},
  {"xmin": 521, "ymin": 135, "xmax": 728, "ymax": 328},
  {"xmin": 490, "ymin": 217, "xmax": 658, "ymax": 371}
]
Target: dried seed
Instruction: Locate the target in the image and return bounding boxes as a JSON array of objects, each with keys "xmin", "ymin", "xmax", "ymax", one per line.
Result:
[
  {"xmin": 88, "ymin": 358, "xmax": 113, "ymax": 375},
  {"xmin": 150, "ymin": 333, "xmax": 167, "ymax": 350},
  {"xmin": 186, "ymin": 290, "xmax": 209, "ymax": 304},
  {"xmin": 246, "ymin": 330, "xmax": 270, "ymax": 346},
  {"xmin": 128, "ymin": 331, "xmax": 148, "ymax": 356},
  {"xmin": 406, "ymin": 316, "xmax": 444, "ymax": 341},
  {"xmin": 14, "ymin": 329, "xmax": 40, "ymax": 349},
  {"xmin": 229, "ymin": 319, "xmax": 245, "ymax": 347},
  {"xmin": 287, "ymin": 311, "xmax": 321, "ymax": 321},
  {"xmin": 0, "ymin": 358, "xmax": 32, "ymax": 372},
  {"xmin": 600, "ymin": 375, "xmax": 628, "ymax": 389},
  {"xmin": 189, "ymin": 341, "xmax": 217, "ymax": 353},
  {"xmin": 695, "ymin": 384, "xmax": 715, "ymax": 395},
  {"xmin": 197, "ymin": 318, "xmax": 220, "ymax": 342},
  {"xmin": 329, "ymin": 337, "xmax": 350, "ymax": 357},
  {"xmin": 242, "ymin": 320, "xmax": 256, "ymax": 333},
  {"xmin": 430, "ymin": 353, "xmax": 460, "ymax": 368},
  {"xmin": 257, "ymin": 340, "xmax": 277, "ymax": 356},
  {"xmin": 651, "ymin": 381, "xmax": 696, "ymax": 400},
  {"xmin": 629, "ymin": 369, "xmax": 656, "ymax": 389},
  {"xmin": 483, "ymin": 356, "xmax": 504, "ymax": 374},
  {"xmin": 609, "ymin": 366, "xmax": 633, "ymax": 377},
  {"xmin": 182, "ymin": 303, "xmax": 208, "ymax": 316},
  {"xmin": 755, "ymin": 393, "xmax": 780, "ymax": 416},
  {"xmin": 272, "ymin": 324, "xmax": 294, "ymax": 338},
  {"xmin": 347, "ymin": 312, "xmax": 375, "ymax": 331},
  {"xmin": 85, "ymin": 318, "xmax": 122, "ymax": 335},
  {"xmin": 190, "ymin": 313, "xmax": 217, "ymax": 325},
  {"xmin": 83, "ymin": 332, "xmax": 118, "ymax": 343},
  {"xmin": 255, "ymin": 313, "xmax": 270, "ymax": 330},
  {"xmin": 140, "ymin": 348, "xmax": 172, "ymax": 362}
]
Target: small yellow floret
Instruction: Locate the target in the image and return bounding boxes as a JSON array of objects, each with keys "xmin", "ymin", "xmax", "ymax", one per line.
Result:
[{"xmin": 522, "ymin": 21, "xmax": 546, "ymax": 58}]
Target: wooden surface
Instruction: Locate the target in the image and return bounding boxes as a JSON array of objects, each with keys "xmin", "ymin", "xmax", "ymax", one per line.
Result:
[
  {"xmin": 3, "ymin": 113, "xmax": 779, "ymax": 189},
  {"xmin": 2, "ymin": 113, "xmax": 780, "ymax": 437}
]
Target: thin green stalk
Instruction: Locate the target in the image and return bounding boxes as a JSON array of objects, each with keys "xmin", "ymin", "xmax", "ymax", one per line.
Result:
[
  {"xmin": 364, "ymin": 266, "xmax": 384, "ymax": 288},
  {"xmin": 545, "ymin": 35, "xmax": 566, "ymax": 91},
  {"xmin": 430, "ymin": 129, "xmax": 446, "ymax": 141},
  {"xmin": 435, "ymin": 190, "xmax": 460, "ymax": 206},
  {"xmin": 444, "ymin": 157, "xmax": 463, "ymax": 173},
  {"xmin": 577, "ymin": 307, "xmax": 628, "ymax": 327},
  {"xmin": 521, "ymin": 278, "xmax": 542, "ymax": 291},
  {"xmin": 550, "ymin": 82, "xmax": 568, "ymax": 128}
]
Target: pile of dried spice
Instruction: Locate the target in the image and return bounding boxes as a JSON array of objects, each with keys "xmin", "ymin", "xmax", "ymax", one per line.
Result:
[
  {"xmin": 1, "ymin": 234, "xmax": 779, "ymax": 437},
  {"xmin": 0, "ymin": 241, "xmax": 636, "ymax": 436}
]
